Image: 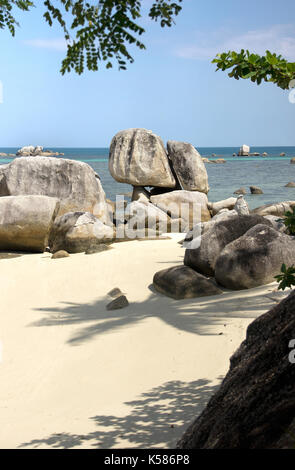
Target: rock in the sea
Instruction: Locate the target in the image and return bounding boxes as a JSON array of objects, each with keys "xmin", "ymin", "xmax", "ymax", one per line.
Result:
[
  {"xmin": 167, "ymin": 141, "xmax": 209, "ymax": 194},
  {"xmin": 291, "ymin": 158, "xmax": 295, "ymax": 164},
  {"xmin": 234, "ymin": 187, "xmax": 246, "ymax": 195},
  {"xmin": 0, "ymin": 195, "xmax": 59, "ymax": 252},
  {"xmin": 215, "ymin": 224, "xmax": 295, "ymax": 289},
  {"xmin": 51, "ymin": 250, "xmax": 70, "ymax": 259},
  {"xmin": 184, "ymin": 215, "xmax": 272, "ymax": 277},
  {"xmin": 250, "ymin": 185, "xmax": 263, "ymax": 194},
  {"xmin": 252, "ymin": 201, "xmax": 295, "ymax": 217},
  {"xmin": 234, "ymin": 195, "xmax": 250, "ymax": 215},
  {"xmin": 285, "ymin": 182, "xmax": 295, "ymax": 187},
  {"xmin": 109, "ymin": 128, "xmax": 176, "ymax": 188},
  {"xmin": 106, "ymin": 295, "xmax": 129, "ymax": 310},
  {"xmin": 280, "ymin": 152, "xmax": 286, "ymax": 157},
  {"xmin": 177, "ymin": 290, "xmax": 295, "ymax": 449},
  {"xmin": 215, "ymin": 158, "xmax": 226, "ymax": 164},
  {"xmin": 0, "ymin": 157, "xmax": 111, "ymax": 224},
  {"xmin": 153, "ymin": 265, "xmax": 223, "ymax": 300},
  {"xmin": 208, "ymin": 197, "xmax": 237, "ymax": 216},
  {"xmin": 150, "ymin": 190, "xmax": 211, "ymax": 229},
  {"xmin": 49, "ymin": 212, "xmax": 114, "ymax": 253}
]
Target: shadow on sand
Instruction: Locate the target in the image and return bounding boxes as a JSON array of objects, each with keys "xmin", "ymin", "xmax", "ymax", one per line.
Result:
[
  {"xmin": 29, "ymin": 285, "xmax": 275, "ymax": 346},
  {"xmin": 19, "ymin": 377, "xmax": 221, "ymax": 449}
]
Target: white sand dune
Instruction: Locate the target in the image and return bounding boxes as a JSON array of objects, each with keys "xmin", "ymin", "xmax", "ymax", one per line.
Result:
[{"xmin": 0, "ymin": 237, "xmax": 277, "ymax": 449}]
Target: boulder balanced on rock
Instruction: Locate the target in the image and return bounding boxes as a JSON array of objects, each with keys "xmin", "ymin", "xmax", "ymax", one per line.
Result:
[
  {"xmin": 167, "ymin": 140, "xmax": 209, "ymax": 193},
  {"xmin": 109, "ymin": 128, "xmax": 176, "ymax": 188}
]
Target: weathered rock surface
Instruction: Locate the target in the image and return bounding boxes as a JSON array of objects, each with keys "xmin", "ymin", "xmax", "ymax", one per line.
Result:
[
  {"xmin": 51, "ymin": 250, "xmax": 70, "ymax": 259},
  {"xmin": 177, "ymin": 290, "xmax": 295, "ymax": 449},
  {"xmin": 109, "ymin": 128, "xmax": 176, "ymax": 188},
  {"xmin": 215, "ymin": 224, "xmax": 295, "ymax": 290},
  {"xmin": 49, "ymin": 212, "xmax": 114, "ymax": 254},
  {"xmin": 150, "ymin": 190, "xmax": 211, "ymax": 229},
  {"xmin": 106, "ymin": 295, "xmax": 129, "ymax": 310},
  {"xmin": 264, "ymin": 215, "xmax": 287, "ymax": 233},
  {"xmin": 0, "ymin": 195, "xmax": 59, "ymax": 252},
  {"xmin": 184, "ymin": 215, "xmax": 272, "ymax": 277},
  {"xmin": 0, "ymin": 157, "xmax": 111, "ymax": 224},
  {"xmin": 124, "ymin": 201, "xmax": 170, "ymax": 232},
  {"xmin": 153, "ymin": 265, "xmax": 223, "ymax": 300},
  {"xmin": 208, "ymin": 197, "xmax": 237, "ymax": 216},
  {"xmin": 252, "ymin": 201, "xmax": 295, "ymax": 217},
  {"xmin": 131, "ymin": 186, "xmax": 151, "ymax": 203},
  {"xmin": 234, "ymin": 195, "xmax": 250, "ymax": 215},
  {"xmin": 167, "ymin": 141, "xmax": 209, "ymax": 193}
]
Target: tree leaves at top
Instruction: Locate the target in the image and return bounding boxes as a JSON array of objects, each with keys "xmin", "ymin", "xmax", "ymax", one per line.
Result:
[
  {"xmin": 0, "ymin": 0, "xmax": 183, "ymax": 74},
  {"xmin": 212, "ymin": 49, "xmax": 295, "ymax": 90}
]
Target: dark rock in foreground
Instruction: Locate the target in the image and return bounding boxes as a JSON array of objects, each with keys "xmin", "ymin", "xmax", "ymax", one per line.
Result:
[
  {"xmin": 215, "ymin": 224, "xmax": 295, "ymax": 290},
  {"xmin": 177, "ymin": 290, "xmax": 295, "ymax": 449},
  {"xmin": 153, "ymin": 265, "xmax": 223, "ymax": 300},
  {"xmin": 184, "ymin": 215, "xmax": 272, "ymax": 277}
]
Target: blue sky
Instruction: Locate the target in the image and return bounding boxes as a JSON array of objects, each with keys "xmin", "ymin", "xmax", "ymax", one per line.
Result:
[{"xmin": 0, "ymin": 0, "xmax": 295, "ymax": 147}]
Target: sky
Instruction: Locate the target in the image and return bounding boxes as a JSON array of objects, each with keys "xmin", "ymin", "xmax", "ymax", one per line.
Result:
[{"xmin": 0, "ymin": 0, "xmax": 295, "ymax": 147}]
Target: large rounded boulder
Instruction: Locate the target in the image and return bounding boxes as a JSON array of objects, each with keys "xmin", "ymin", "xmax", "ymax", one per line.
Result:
[
  {"xmin": 167, "ymin": 141, "xmax": 209, "ymax": 194},
  {"xmin": 215, "ymin": 224, "xmax": 295, "ymax": 289},
  {"xmin": 0, "ymin": 157, "xmax": 112, "ymax": 225},
  {"xmin": 49, "ymin": 212, "xmax": 114, "ymax": 253},
  {"xmin": 184, "ymin": 215, "xmax": 272, "ymax": 277},
  {"xmin": 109, "ymin": 128, "xmax": 176, "ymax": 188},
  {"xmin": 0, "ymin": 195, "xmax": 60, "ymax": 252}
]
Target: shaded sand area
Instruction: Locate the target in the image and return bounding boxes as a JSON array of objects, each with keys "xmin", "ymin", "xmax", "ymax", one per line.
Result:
[{"xmin": 0, "ymin": 236, "xmax": 279, "ymax": 449}]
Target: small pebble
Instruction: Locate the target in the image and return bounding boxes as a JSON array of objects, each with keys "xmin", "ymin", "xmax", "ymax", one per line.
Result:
[
  {"xmin": 108, "ymin": 287, "xmax": 123, "ymax": 298},
  {"xmin": 51, "ymin": 250, "xmax": 70, "ymax": 259},
  {"xmin": 107, "ymin": 295, "xmax": 129, "ymax": 311}
]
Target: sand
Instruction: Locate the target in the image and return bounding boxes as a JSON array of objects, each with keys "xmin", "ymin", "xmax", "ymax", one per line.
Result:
[{"xmin": 0, "ymin": 235, "xmax": 279, "ymax": 449}]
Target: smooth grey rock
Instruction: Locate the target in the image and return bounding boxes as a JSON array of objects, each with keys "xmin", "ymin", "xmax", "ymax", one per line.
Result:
[
  {"xmin": 0, "ymin": 157, "xmax": 111, "ymax": 224},
  {"xmin": 184, "ymin": 215, "xmax": 272, "ymax": 277},
  {"xmin": 150, "ymin": 190, "xmax": 211, "ymax": 230},
  {"xmin": 264, "ymin": 215, "xmax": 287, "ymax": 233},
  {"xmin": 124, "ymin": 201, "xmax": 170, "ymax": 233},
  {"xmin": 208, "ymin": 197, "xmax": 237, "ymax": 216},
  {"xmin": 49, "ymin": 212, "xmax": 114, "ymax": 253},
  {"xmin": 106, "ymin": 295, "xmax": 129, "ymax": 310},
  {"xmin": 109, "ymin": 128, "xmax": 176, "ymax": 188},
  {"xmin": 52, "ymin": 250, "xmax": 70, "ymax": 259},
  {"xmin": 0, "ymin": 195, "xmax": 59, "ymax": 253},
  {"xmin": 215, "ymin": 224, "xmax": 295, "ymax": 290},
  {"xmin": 252, "ymin": 201, "xmax": 295, "ymax": 217},
  {"xmin": 153, "ymin": 265, "xmax": 223, "ymax": 300},
  {"xmin": 167, "ymin": 141, "xmax": 209, "ymax": 193},
  {"xmin": 234, "ymin": 195, "xmax": 250, "ymax": 215}
]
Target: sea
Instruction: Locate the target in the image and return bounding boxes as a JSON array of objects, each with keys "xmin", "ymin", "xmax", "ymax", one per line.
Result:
[{"xmin": 1, "ymin": 146, "xmax": 295, "ymax": 210}]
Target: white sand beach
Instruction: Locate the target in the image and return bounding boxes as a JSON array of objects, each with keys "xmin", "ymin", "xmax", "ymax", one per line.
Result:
[{"xmin": 0, "ymin": 236, "xmax": 279, "ymax": 449}]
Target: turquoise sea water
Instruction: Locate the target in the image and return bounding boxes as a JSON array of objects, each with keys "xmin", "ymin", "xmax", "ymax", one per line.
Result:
[{"xmin": 1, "ymin": 146, "xmax": 295, "ymax": 210}]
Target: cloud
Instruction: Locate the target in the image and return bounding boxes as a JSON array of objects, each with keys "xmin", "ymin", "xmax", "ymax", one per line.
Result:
[
  {"xmin": 23, "ymin": 38, "xmax": 68, "ymax": 51},
  {"xmin": 175, "ymin": 24, "xmax": 295, "ymax": 61}
]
